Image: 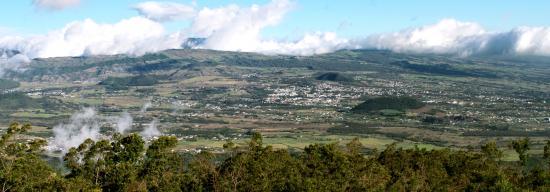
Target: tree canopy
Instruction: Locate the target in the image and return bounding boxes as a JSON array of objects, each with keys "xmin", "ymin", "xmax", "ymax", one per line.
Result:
[{"xmin": 2, "ymin": 123, "xmax": 550, "ymax": 191}]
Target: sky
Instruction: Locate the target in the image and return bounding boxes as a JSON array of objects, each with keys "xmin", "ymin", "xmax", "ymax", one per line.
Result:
[
  {"xmin": 1, "ymin": 0, "xmax": 550, "ymax": 62},
  {"xmin": 1, "ymin": 0, "xmax": 548, "ymax": 38}
]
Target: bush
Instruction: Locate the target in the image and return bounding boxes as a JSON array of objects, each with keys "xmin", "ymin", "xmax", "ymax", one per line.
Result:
[
  {"xmin": 99, "ymin": 75, "xmax": 161, "ymax": 91},
  {"xmin": 0, "ymin": 79, "xmax": 20, "ymax": 90},
  {"xmin": 315, "ymin": 72, "xmax": 353, "ymax": 82},
  {"xmin": 352, "ymin": 96, "xmax": 425, "ymax": 113}
]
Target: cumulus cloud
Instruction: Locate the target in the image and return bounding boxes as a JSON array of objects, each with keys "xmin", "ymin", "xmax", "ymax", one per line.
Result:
[
  {"xmin": 0, "ymin": 17, "xmax": 185, "ymax": 58},
  {"xmin": 33, "ymin": 0, "xmax": 80, "ymax": 10},
  {"xmin": 133, "ymin": 1, "xmax": 196, "ymax": 22},
  {"xmin": 362, "ymin": 19, "xmax": 550, "ymax": 56},
  {"xmin": 363, "ymin": 19, "xmax": 486, "ymax": 55},
  {"xmin": 190, "ymin": 0, "xmax": 291, "ymax": 51},
  {"xmin": 0, "ymin": 0, "xmax": 348, "ymax": 59},
  {"xmin": 185, "ymin": 0, "xmax": 351, "ymax": 55},
  {"xmin": 7, "ymin": 1, "xmax": 550, "ymax": 60},
  {"xmin": 512, "ymin": 27, "xmax": 550, "ymax": 55}
]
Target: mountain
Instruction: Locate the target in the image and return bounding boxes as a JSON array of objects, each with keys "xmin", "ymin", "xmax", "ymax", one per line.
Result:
[
  {"xmin": 181, "ymin": 38, "xmax": 207, "ymax": 49},
  {"xmin": 1, "ymin": 48, "xmax": 550, "ymax": 144},
  {"xmin": 0, "ymin": 48, "xmax": 21, "ymax": 58}
]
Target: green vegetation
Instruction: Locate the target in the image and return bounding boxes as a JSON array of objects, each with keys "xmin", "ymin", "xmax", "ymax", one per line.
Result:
[
  {"xmin": 389, "ymin": 60, "xmax": 498, "ymax": 78},
  {"xmin": 351, "ymin": 96, "xmax": 425, "ymax": 113},
  {"xmin": 327, "ymin": 122, "xmax": 380, "ymax": 135},
  {"xmin": 2, "ymin": 49, "xmax": 550, "ymax": 190},
  {"xmin": 0, "ymin": 79, "xmax": 20, "ymax": 90},
  {"xmin": 99, "ymin": 75, "xmax": 160, "ymax": 90},
  {"xmin": 3, "ymin": 126, "xmax": 550, "ymax": 191},
  {"xmin": 0, "ymin": 123, "xmax": 61, "ymax": 191},
  {"xmin": 315, "ymin": 72, "xmax": 353, "ymax": 82},
  {"xmin": 0, "ymin": 93, "xmax": 43, "ymax": 109}
]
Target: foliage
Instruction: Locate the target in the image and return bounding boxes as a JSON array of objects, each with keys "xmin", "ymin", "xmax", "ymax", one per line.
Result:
[
  {"xmin": 98, "ymin": 75, "xmax": 161, "ymax": 91},
  {"xmin": 315, "ymin": 72, "xmax": 353, "ymax": 82},
  {"xmin": 4, "ymin": 123, "xmax": 550, "ymax": 191},
  {"xmin": 389, "ymin": 60, "xmax": 498, "ymax": 78},
  {"xmin": 352, "ymin": 96, "xmax": 425, "ymax": 113},
  {"xmin": 0, "ymin": 79, "xmax": 20, "ymax": 90},
  {"xmin": 0, "ymin": 122, "xmax": 61, "ymax": 191},
  {"xmin": 0, "ymin": 93, "xmax": 66, "ymax": 111},
  {"xmin": 510, "ymin": 138, "xmax": 530, "ymax": 166},
  {"xmin": 0, "ymin": 93, "xmax": 42, "ymax": 109}
]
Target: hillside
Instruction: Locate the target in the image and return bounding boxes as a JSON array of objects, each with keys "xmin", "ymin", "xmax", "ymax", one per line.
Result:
[
  {"xmin": 351, "ymin": 96, "xmax": 425, "ymax": 113},
  {"xmin": 0, "ymin": 49, "xmax": 550, "ymax": 173}
]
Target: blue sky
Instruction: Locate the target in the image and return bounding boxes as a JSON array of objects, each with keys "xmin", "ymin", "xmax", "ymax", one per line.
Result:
[{"xmin": 1, "ymin": 0, "xmax": 548, "ymax": 38}]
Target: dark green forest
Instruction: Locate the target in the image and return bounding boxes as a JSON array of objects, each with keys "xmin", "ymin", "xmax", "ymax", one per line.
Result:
[
  {"xmin": 0, "ymin": 79, "xmax": 20, "ymax": 90},
  {"xmin": 351, "ymin": 96, "xmax": 425, "ymax": 113},
  {"xmin": 2, "ymin": 122, "xmax": 550, "ymax": 191}
]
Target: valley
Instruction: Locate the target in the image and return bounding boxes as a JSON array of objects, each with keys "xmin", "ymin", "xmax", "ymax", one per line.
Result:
[{"xmin": 1, "ymin": 49, "xmax": 550, "ymax": 159}]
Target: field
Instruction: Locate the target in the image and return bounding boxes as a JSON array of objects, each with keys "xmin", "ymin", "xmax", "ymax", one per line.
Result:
[{"xmin": 1, "ymin": 49, "xmax": 550, "ymax": 160}]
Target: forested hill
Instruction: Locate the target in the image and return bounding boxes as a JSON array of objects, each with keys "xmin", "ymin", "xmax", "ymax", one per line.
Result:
[
  {"xmin": 4, "ymin": 49, "xmax": 550, "ymax": 83},
  {"xmin": 2, "ymin": 122, "xmax": 550, "ymax": 191}
]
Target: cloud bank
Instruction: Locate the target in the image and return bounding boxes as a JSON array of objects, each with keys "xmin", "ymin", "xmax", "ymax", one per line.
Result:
[
  {"xmin": 0, "ymin": 17, "xmax": 185, "ymax": 58},
  {"xmin": 4, "ymin": 1, "xmax": 550, "ymax": 64},
  {"xmin": 0, "ymin": 50, "xmax": 29, "ymax": 76},
  {"xmin": 363, "ymin": 19, "xmax": 550, "ymax": 57},
  {"xmin": 33, "ymin": 0, "xmax": 80, "ymax": 10},
  {"xmin": 0, "ymin": 0, "xmax": 349, "ymax": 60},
  {"xmin": 134, "ymin": 1, "xmax": 196, "ymax": 22}
]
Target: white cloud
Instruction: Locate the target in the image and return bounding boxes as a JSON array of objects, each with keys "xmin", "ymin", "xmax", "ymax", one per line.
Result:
[
  {"xmin": 0, "ymin": 0, "xmax": 347, "ymax": 59},
  {"xmin": 133, "ymin": 1, "xmax": 196, "ymax": 22},
  {"xmin": 363, "ymin": 19, "xmax": 487, "ymax": 55},
  {"xmin": 362, "ymin": 18, "xmax": 550, "ymax": 56},
  {"xmin": 189, "ymin": 4, "xmax": 240, "ymax": 37},
  {"xmin": 0, "ymin": 17, "xmax": 185, "ymax": 58},
  {"xmin": 7, "ymin": 1, "xmax": 550, "ymax": 60},
  {"xmin": 50, "ymin": 108, "xmax": 101, "ymax": 152},
  {"xmin": 254, "ymin": 32, "xmax": 352, "ymax": 55},
  {"xmin": 512, "ymin": 27, "xmax": 550, "ymax": 55},
  {"xmin": 0, "ymin": 53, "xmax": 30, "ymax": 76},
  {"xmin": 33, "ymin": 0, "xmax": 80, "ymax": 10},
  {"xmin": 191, "ymin": 0, "xmax": 291, "ymax": 50},
  {"xmin": 188, "ymin": 0, "xmax": 349, "ymax": 56}
]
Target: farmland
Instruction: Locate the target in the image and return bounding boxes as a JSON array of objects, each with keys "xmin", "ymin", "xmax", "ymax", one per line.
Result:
[{"xmin": 1, "ymin": 49, "xmax": 550, "ymax": 156}]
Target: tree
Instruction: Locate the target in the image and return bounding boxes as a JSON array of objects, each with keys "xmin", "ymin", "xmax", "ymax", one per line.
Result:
[
  {"xmin": 544, "ymin": 140, "xmax": 550, "ymax": 164},
  {"xmin": 0, "ymin": 122, "xmax": 62, "ymax": 192},
  {"xmin": 481, "ymin": 140, "xmax": 503, "ymax": 161},
  {"xmin": 509, "ymin": 138, "xmax": 530, "ymax": 166},
  {"xmin": 141, "ymin": 136, "xmax": 184, "ymax": 191},
  {"xmin": 64, "ymin": 133, "xmax": 145, "ymax": 191}
]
